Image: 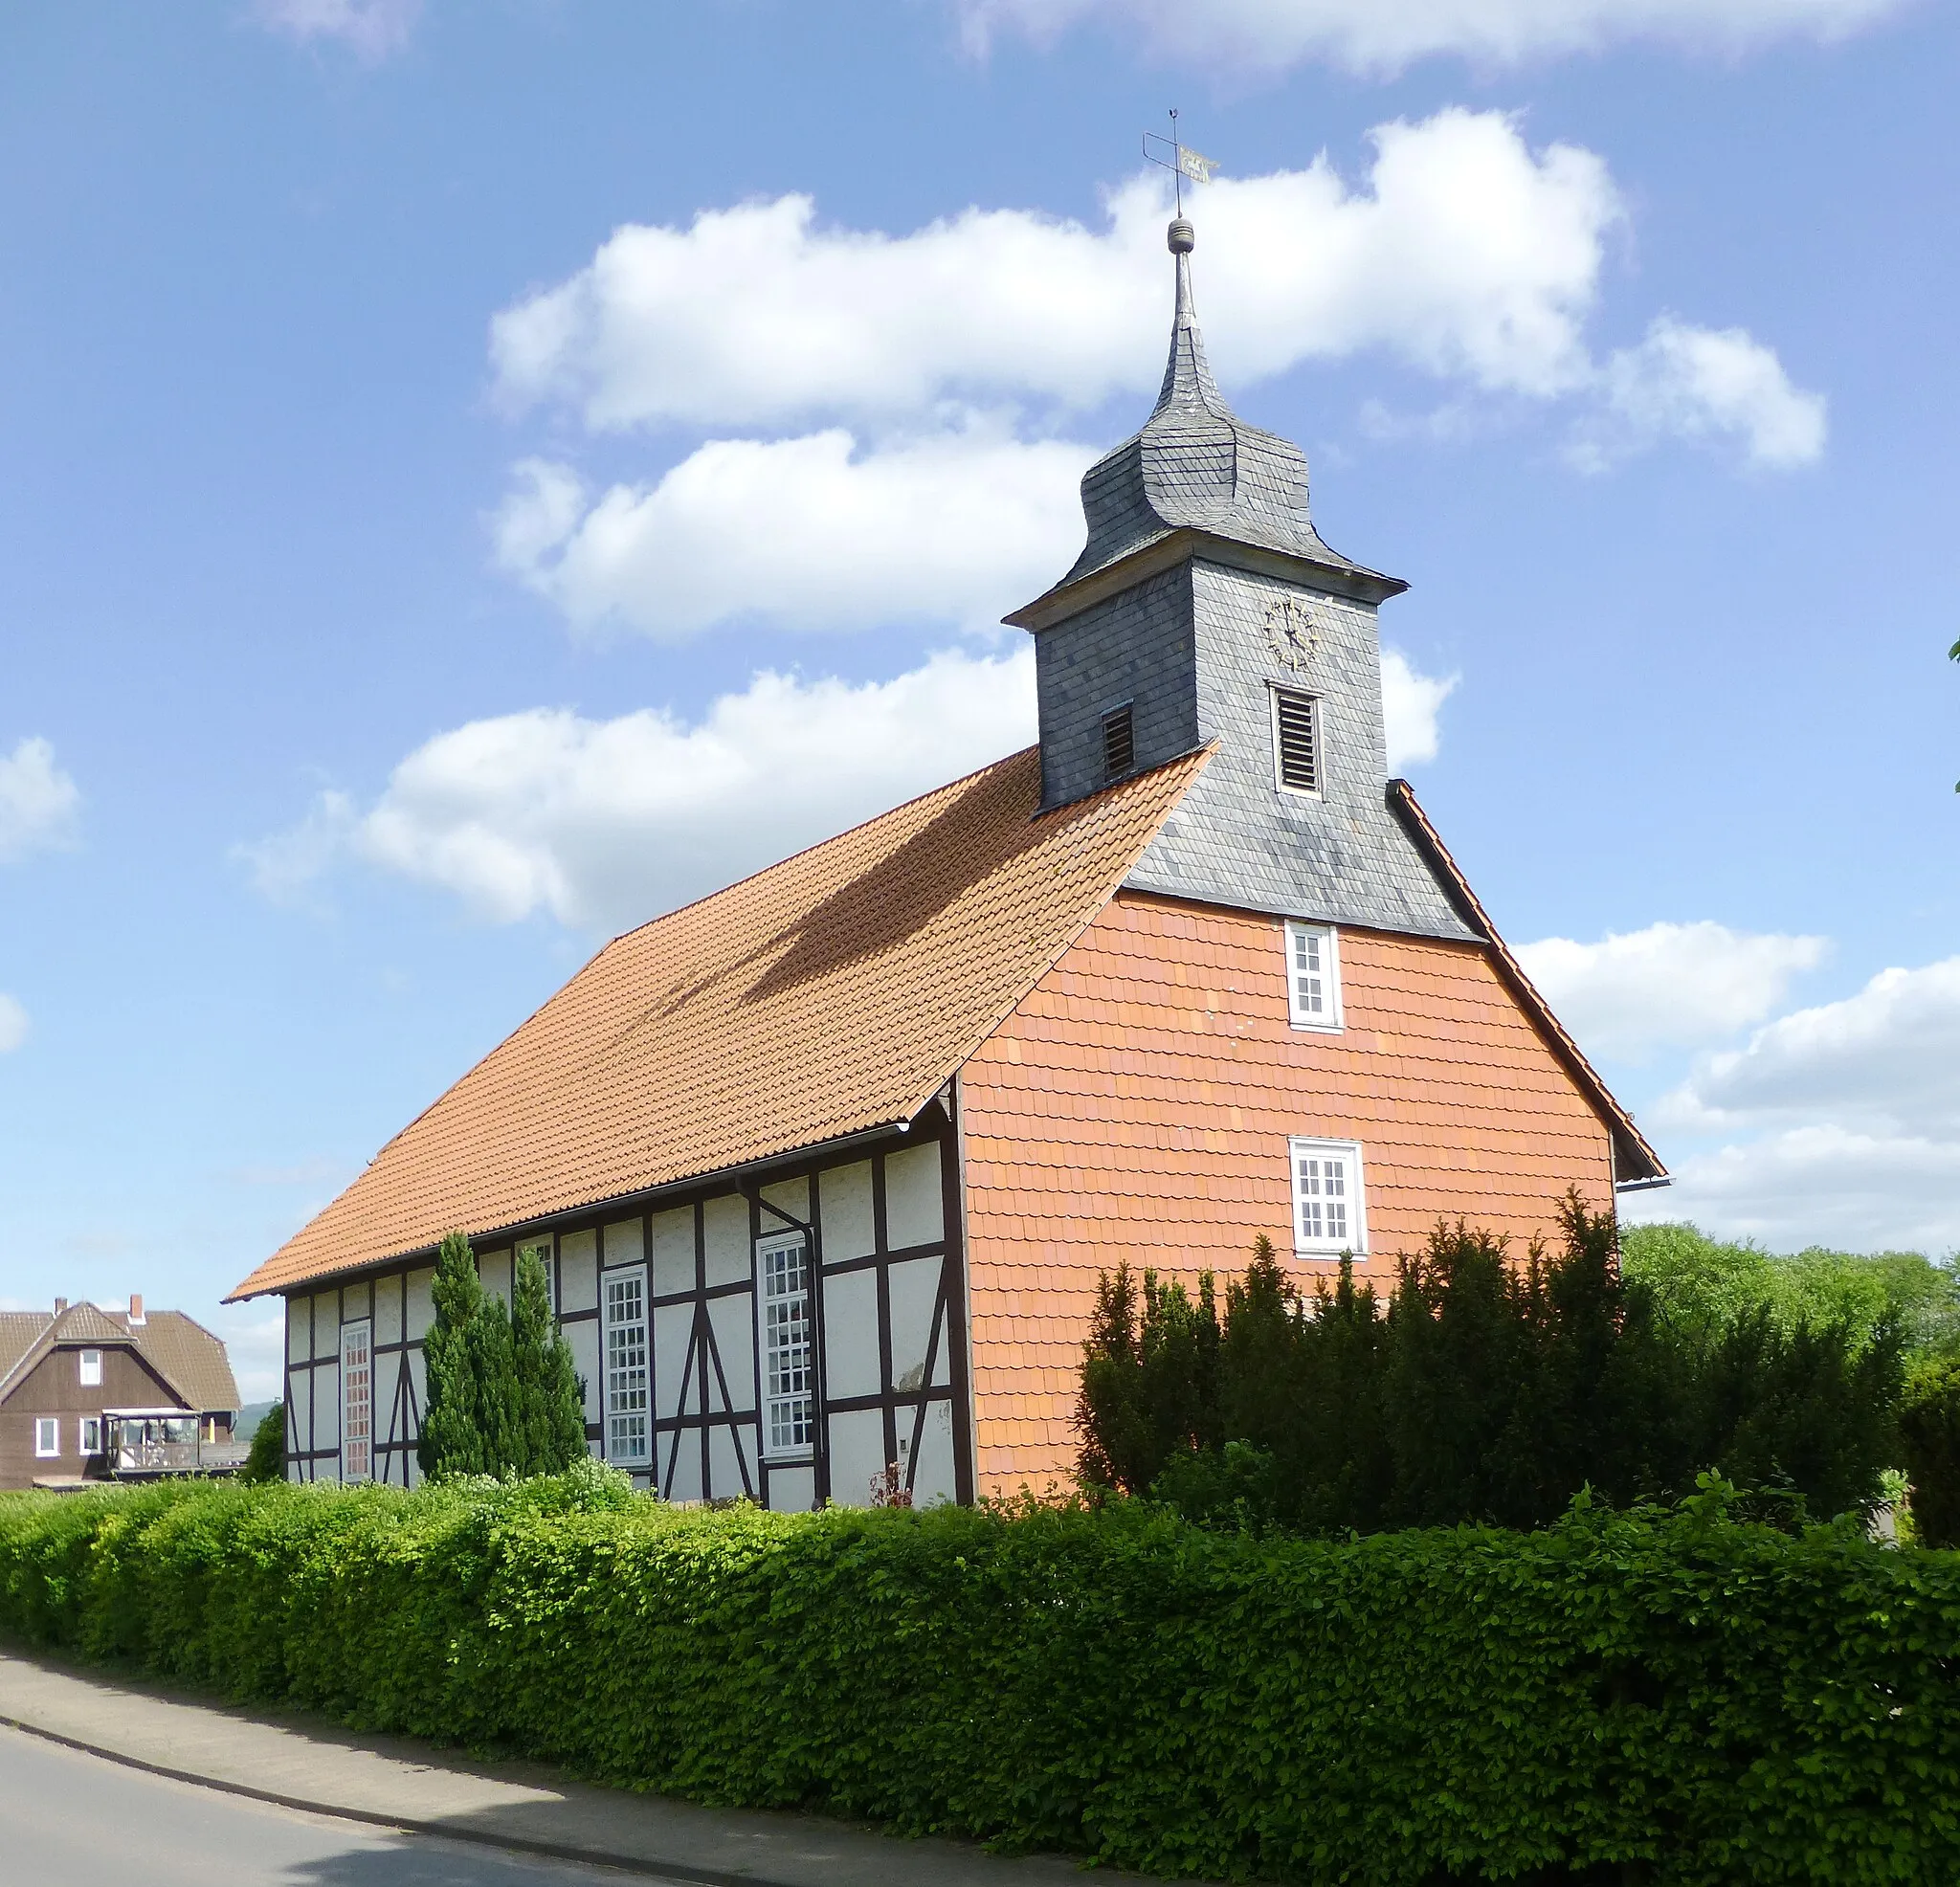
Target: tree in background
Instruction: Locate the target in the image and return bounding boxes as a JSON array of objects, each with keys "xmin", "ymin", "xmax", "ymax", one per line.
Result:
[
  {"xmin": 1902, "ymin": 1356, "xmax": 1960, "ymax": 1547},
  {"xmin": 238, "ymin": 1403, "xmax": 285, "ymax": 1483},
  {"xmin": 510, "ymin": 1246, "xmax": 589, "ymax": 1474}
]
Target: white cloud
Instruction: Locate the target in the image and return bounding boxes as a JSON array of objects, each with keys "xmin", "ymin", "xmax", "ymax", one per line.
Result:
[
  {"xmin": 491, "ymin": 115, "xmax": 1623, "ymax": 429},
  {"xmin": 1624, "ymin": 1126, "xmax": 1960, "ymax": 1257},
  {"xmin": 252, "ymin": 0, "xmax": 418, "ymax": 60},
  {"xmin": 209, "ymin": 1304, "xmax": 289, "ymax": 1402},
  {"xmin": 952, "ymin": 0, "xmax": 1901, "ymax": 75},
  {"xmin": 1517, "ymin": 921, "xmax": 1829, "ymax": 1062},
  {"xmin": 0, "ymin": 993, "xmax": 27, "ymax": 1053},
  {"xmin": 1381, "ymin": 649, "xmax": 1457, "ymax": 770},
  {"xmin": 247, "ymin": 647, "xmax": 1040, "ymax": 932},
  {"xmin": 1660, "ymin": 958, "xmax": 1960, "ymax": 1135},
  {"xmin": 0, "ymin": 736, "xmax": 80, "ymax": 863},
  {"xmin": 234, "ymin": 788, "xmax": 356, "ymax": 911},
  {"xmin": 1574, "ymin": 316, "xmax": 1828, "ymax": 471},
  {"xmin": 493, "ymin": 427, "xmax": 1092, "ymax": 640}
]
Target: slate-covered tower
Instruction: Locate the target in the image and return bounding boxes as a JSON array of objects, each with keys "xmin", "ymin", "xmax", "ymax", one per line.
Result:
[{"xmin": 1007, "ymin": 216, "xmax": 1477, "ymax": 943}]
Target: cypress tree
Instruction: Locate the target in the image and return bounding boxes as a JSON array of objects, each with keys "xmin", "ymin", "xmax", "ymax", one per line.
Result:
[
  {"xmin": 511, "ymin": 1246, "xmax": 589, "ymax": 1474},
  {"xmin": 420, "ymin": 1231, "xmax": 503, "ymax": 1477}
]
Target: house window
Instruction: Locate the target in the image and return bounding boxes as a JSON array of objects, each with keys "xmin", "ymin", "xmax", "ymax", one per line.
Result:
[
  {"xmin": 340, "ymin": 1320, "xmax": 372, "ymax": 1482},
  {"xmin": 1102, "ymin": 703, "xmax": 1136, "ymax": 783},
  {"xmin": 1291, "ymin": 1138, "xmax": 1367, "ymax": 1256},
  {"xmin": 602, "ymin": 1265, "xmax": 651, "ymax": 1466},
  {"xmin": 34, "ymin": 1417, "xmax": 58, "ymax": 1457},
  {"xmin": 79, "ymin": 1416, "xmax": 101, "ymax": 1455},
  {"xmin": 1284, "ymin": 921, "xmax": 1343, "ymax": 1031},
  {"xmin": 78, "ymin": 1348, "xmax": 102, "ymax": 1387},
  {"xmin": 517, "ymin": 1237, "xmax": 554, "ymax": 1313},
  {"xmin": 1272, "ymin": 687, "xmax": 1321, "ymax": 794},
  {"xmin": 757, "ymin": 1232, "xmax": 814, "ymax": 1458}
]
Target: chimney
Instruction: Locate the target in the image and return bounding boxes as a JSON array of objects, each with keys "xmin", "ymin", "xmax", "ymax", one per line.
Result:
[
  {"xmin": 128, "ymin": 1294, "xmax": 145, "ymax": 1325},
  {"xmin": 54, "ymin": 1298, "xmax": 68, "ymax": 1315}
]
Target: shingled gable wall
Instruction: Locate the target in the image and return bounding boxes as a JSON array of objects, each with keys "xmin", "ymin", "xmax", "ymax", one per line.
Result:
[{"xmin": 956, "ymin": 888, "xmax": 1618, "ymax": 1495}]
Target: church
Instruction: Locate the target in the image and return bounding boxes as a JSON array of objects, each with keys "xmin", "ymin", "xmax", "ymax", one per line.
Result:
[{"xmin": 229, "ymin": 212, "xmax": 1663, "ymax": 1506}]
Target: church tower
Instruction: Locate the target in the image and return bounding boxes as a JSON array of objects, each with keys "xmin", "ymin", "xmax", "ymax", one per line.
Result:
[{"xmin": 1007, "ymin": 216, "xmax": 1478, "ymax": 944}]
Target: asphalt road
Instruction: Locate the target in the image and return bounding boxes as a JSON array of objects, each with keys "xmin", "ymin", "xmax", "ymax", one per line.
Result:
[{"xmin": 0, "ymin": 1724, "xmax": 679, "ymax": 1887}]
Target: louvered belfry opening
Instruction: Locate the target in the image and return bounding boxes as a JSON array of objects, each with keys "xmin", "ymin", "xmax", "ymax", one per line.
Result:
[
  {"xmin": 1102, "ymin": 702, "xmax": 1136, "ymax": 783},
  {"xmin": 1273, "ymin": 688, "xmax": 1320, "ymax": 792}
]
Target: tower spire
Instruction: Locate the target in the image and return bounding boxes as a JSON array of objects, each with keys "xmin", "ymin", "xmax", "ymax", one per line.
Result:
[{"xmin": 1156, "ymin": 210, "xmax": 1222, "ymax": 414}]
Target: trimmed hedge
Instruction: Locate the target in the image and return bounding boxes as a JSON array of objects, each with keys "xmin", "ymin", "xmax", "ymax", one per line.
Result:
[{"xmin": 6, "ymin": 1473, "xmax": 1960, "ymax": 1883}]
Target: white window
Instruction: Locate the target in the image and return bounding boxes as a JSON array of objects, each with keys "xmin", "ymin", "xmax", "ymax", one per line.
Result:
[
  {"xmin": 1271, "ymin": 687, "xmax": 1322, "ymax": 794},
  {"xmin": 1284, "ymin": 921, "xmax": 1343, "ymax": 1031},
  {"xmin": 1291, "ymin": 1138, "xmax": 1367, "ymax": 1256},
  {"xmin": 340, "ymin": 1320, "xmax": 372, "ymax": 1482},
  {"xmin": 79, "ymin": 1416, "xmax": 101, "ymax": 1455},
  {"xmin": 78, "ymin": 1348, "xmax": 102, "ymax": 1387},
  {"xmin": 602, "ymin": 1265, "xmax": 651, "ymax": 1466},
  {"xmin": 517, "ymin": 1237, "xmax": 554, "ymax": 1314},
  {"xmin": 756, "ymin": 1232, "xmax": 814, "ymax": 1459},
  {"xmin": 34, "ymin": 1417, "xmax": 58, "ymax": 1457}
]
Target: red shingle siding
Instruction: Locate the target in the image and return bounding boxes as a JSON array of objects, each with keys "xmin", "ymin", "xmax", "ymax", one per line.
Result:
[{"xmin": 959, "ymin": 890, "xmax": 1616, "ymax": 1493}]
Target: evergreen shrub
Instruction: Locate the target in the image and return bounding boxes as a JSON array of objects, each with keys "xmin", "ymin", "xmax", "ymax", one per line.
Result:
[
  {"xmin": 4, "ymin": 1473, "xmax": 1960, "ymax": 1883},
  {"xmin": 1079, "ymin": 1197, "xmax": 1905, "ymax": 1533}
]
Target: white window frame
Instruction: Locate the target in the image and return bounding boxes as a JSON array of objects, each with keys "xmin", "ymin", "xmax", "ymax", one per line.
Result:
[
  {"xmin": 601, "ymin": 1263, "xmax": 652, "ymax": 1468},
  {"xmin": 1290, "ymin": 1137, "xmax": 1368, "ymax": 1257},
  {"xmin": 1283, "ymin": 921, "xmax": 1344, "ymax": 1032},
  {"xmin": 79, "ymin": 1416, "xmax": 102, "ymax": 1455},
  {"xmin": 34, "ymin": 1416, "xmax": 58, "ymax": 1458},
  {"xmin": 78, "ymin": 1348, "xmax": 102, "ymax": 1387},
  {"xmin": 755, "ymin": 1231, "xmax": 815, "ymax": 1462},
  {"xmin": 340, "ymin": 1319, "xmax": 372, "ymax": 1482},
  {"xmin": 1270, "ymin": 685, "xmax": 1323, "ymax": 797}
]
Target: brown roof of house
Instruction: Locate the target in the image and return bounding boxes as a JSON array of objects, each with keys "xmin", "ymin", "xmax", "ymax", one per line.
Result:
[
  {"xmin": 230, "ymin": 745, "xmax": 1213, "ymax": 1301},
  {"xmin": 1386, "ymin": 779, "xmax": 1665, "ymax": 1185},
  {"xmin": 0, "ymin": 1304, "xmax": 241, "ymax": 1412}
]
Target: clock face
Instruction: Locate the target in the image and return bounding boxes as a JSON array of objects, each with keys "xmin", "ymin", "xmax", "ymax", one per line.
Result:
[{"xmin": 1264, "ymin": 597, "xmax": 1321, "ymax": 672}]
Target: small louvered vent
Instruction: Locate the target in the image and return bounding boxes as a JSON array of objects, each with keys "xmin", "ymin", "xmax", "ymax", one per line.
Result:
[
  {"xmin": 1102, "ymin": 703, "xmax": 1136, "ymax": 782},
  {"xmin": 1273, "ymin": 688, "xmax": 1320, "ymax": 792}
]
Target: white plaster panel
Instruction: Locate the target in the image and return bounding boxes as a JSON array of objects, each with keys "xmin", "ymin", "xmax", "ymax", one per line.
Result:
[
  {"xmin": 405, "ymin": 1268, "xmax": 435, "ymax": 1342},
  {"xmin": 768, "ymin": 1463, "xmax": 814, "ymax": 1513},
  {"xmin": 314, "ymin": 1361, "xmax": 340, "ymax": 1453},
  {"xmin": 603, "ymin": 1220, "xmax": 645, "ymax": 1270},
  {"xmin": 375, "ymin": 1276, "xmax": 403, "ymax": 1349},
  {"xmin": 557, "ymin": 1231, "xmax": 597, "ymax": 1314},
  {"xmin": 654, "ymin": 1303, "xmax": 694, "ymax": 1421},
  {"xmin": 406, "ymin": 1347, "xmax": 427, "ymax": 1435},
  {"xmin": 566, "ymin": 1317, "xmax": 601, "ymax": 1424},
  {"xmin": 708, "ymin": 1422, "xmax": 751, "ymax": 1501},
  {"xmin": 826, "ymin": 1408, "xmax": 890, "ymax": 1510},
  {"xmin": 665, "ymin": 1432, "xmax": 703, "ymax": 1504},
  {"xmin": 888, "ymin": 1256, "xmax": 944, "ymax": 1392},
  {"xmin": 760, "ymin": 1176, "xmax": 809, "ymax": 1232},
  {"xmin": 907, "ymin": 1399, "xmax": 959, "ymax": 1507},
  {"xmin": 287, "ymin": 1300, "xmax": 309, "ymax": 1367},
  {"xmin": 289, "ymin": 1371, "xmax": 312, "ymax": 1454},
  {"xmin": 312, "ymin": 1295, "xmax": 341, "ymax": 1362},
  {"xmin": 820, "ymin": 1269, "xmax": 880, "ymax": 1402},
  {"xmin": 884, "ymin": 1143, "xmax": 944, "ymax": 1251},
  {"xmin": 705, "ymin": 1295, "xmax": 756, "ymax": 1411},
  {"xmin": 818, "ymin": 1161, "xmax": 875, "ymax": 1264},
  {"xmin": 702, "ymin": 1194, "xmax": 750, "ymax": 1287},
  {"xmin": 342, "ymin": 1278, "xmax": 372, "ymax": 1323},
  {"xmin": 651, "ymin": 1207, "xmax": 695, "ymax": 1296},
  {"xmin": 479, "ymin": 1247, "xmax": 512, "ymax": 1304}
]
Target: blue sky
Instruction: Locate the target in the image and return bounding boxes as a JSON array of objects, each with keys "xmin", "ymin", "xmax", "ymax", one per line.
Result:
[{"xmin": 2, "ymin": 0, "xmax": 1955, "ymax": 1395}]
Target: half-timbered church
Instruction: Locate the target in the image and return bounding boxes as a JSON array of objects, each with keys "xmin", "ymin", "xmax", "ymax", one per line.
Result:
[{"xmin": 230, "ymin": 212, "xmax": 1664, "ymax": 1506}]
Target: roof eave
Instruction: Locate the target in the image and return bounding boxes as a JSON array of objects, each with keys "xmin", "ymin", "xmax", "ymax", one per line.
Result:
[
  {"xmin": 1385, "ymin": 779, "xmax": 1668, "ymax": 1188},
  {"xmin": 1004, "ymin": 527, "xmax": 1407, "ymax": 633}
]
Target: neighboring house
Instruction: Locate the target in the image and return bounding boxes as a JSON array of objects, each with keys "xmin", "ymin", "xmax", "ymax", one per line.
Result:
[
  {"xmin": 228, "ymin": 218, "xmax": 1664, "ymax": 1507},
  {"xmin": 0, "ymin": 1297, "xmax": 243, "ymax": 1490}
]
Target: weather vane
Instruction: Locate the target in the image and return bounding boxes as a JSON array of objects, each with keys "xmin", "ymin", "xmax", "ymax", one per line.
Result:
[{"xmin": 1143, "ymin": 108, "xmax": 1218, "ymax": 217}]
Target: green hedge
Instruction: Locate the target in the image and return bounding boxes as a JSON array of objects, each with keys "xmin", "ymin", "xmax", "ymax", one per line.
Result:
[{"xmin": 5, "ymin": 1472, "xmax": 1960, "ymax": 1883}]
